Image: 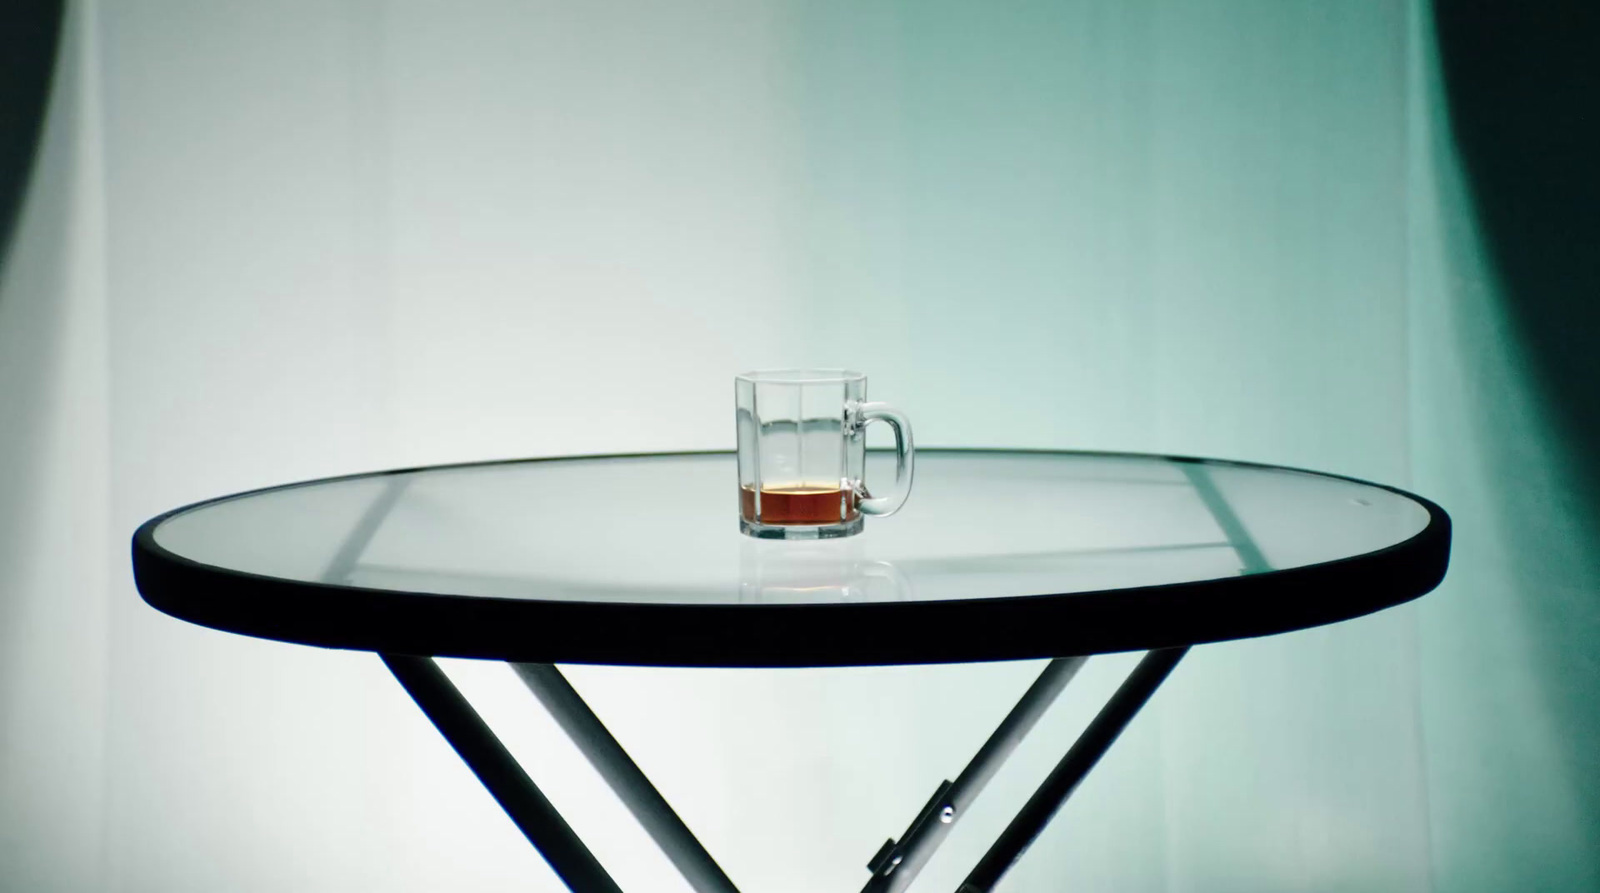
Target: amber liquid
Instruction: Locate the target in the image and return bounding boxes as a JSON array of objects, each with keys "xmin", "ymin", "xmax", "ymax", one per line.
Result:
[{"xmin": 741, "ymin": 484, "xmax": 858, "ymax": 525}]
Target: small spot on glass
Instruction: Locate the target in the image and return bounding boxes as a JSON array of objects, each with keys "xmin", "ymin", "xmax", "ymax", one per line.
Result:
[{"xmin": 1351, "ymin": 497, "xmax": 1372, "ymax": 507}]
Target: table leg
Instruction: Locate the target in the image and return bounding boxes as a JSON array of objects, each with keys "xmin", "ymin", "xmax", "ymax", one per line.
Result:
[
  {"xmin": 387, "ymin": 647, "xmax": 1179, "ymax": 893},
  {"xmin": 954, "ymin": 646, "xmax": 1189, "ymax": 893},
  {"xmin": 511, "ymin": 662, "xmax": 741, "ymax": 893},
  {"xmin": 381, "ymin": 654, "xmax": 624, "ymax": 893},
  {"xmin": 863, "ymin": 656, "xmax": 1089, "ymax": 893}
]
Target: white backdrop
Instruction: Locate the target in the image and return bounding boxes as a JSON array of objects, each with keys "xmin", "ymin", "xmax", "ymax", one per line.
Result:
[{"xmin": 2, "ymin": 1, "xmax": 1592, "ymax": 891}]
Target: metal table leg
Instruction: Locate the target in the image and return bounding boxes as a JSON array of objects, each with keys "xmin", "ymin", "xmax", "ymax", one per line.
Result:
[
  {"xmin": 370, "ymin": 456, "xmax": 1242, "ymax": 893},
  {"xmin": 382, "ymin": 654, "xmax": 624, "ymax": 893},
  {"xmin": 863, "ymin": 656, "xmax": 1089, "ymax": 893},
  {"xmin": 954, "ymin": 647, "xmax": 1189, "ymax": 893},
  {"xmin": 512, "ymin": 662, "xmax": 740, "ymax": 893},
  {"xmin": 388, "ymin": 648, "xmax": 1183, "ymax": 893}
]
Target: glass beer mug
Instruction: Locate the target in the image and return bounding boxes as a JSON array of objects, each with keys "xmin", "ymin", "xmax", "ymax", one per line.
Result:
[{"xmin": 735, "ymin": 370, "xmax": 913, "ymax": 539}]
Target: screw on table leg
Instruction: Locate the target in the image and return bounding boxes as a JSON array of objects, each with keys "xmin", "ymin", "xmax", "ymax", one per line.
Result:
[{"xmin": 863, "ymin": 656, "xmax": 1088, "ymax": 893}]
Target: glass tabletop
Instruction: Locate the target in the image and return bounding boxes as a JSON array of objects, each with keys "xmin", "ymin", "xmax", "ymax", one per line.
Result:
[{"xmin": 149, "ymin": 451, "xmax": 1433, "ymax": 607}]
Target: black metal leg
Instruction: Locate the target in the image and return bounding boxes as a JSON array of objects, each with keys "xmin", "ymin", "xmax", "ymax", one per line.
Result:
[
  {"xmin": 864, "ymin": 656, "xmax": 1089, "ymax": 893},
  {"xmin": 387, "ymin": 646, "xmax": 1178, "ymax": 893},
  {"xmin": 382, "ymin": 654, "xmax": 624, "ymax": 893},
  {"xmin": 955, "ymin": 647, "xmax": 1188, "ymax": 893},
  {"xmin": 512, "ymin": 663, "xmax": 741, "ymax": 893}
]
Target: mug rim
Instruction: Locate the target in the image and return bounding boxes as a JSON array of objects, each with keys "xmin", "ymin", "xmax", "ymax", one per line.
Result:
[{"xmin": 736, "ymin": 369, "xmax": 865, "ymax": 384}]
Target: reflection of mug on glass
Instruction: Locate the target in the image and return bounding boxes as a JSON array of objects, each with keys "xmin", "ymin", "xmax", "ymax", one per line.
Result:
[
  {"xmin": 739, "ymin": 539, "xmax": 911, "ymax": 602},
  {"xmin": 735, "ymin": 370, "xmax": 913, "ymax": 539}
]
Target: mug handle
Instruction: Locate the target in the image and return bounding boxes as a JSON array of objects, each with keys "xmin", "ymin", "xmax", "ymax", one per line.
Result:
[{"xmin": 853, "ymin": 402, "xmax": 914, "ymax": 516}]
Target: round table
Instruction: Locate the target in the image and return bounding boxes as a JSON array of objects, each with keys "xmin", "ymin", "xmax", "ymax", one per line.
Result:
[{"xmin": 131, "ymin": 450, "xmax": 1450, "ymax": 893}]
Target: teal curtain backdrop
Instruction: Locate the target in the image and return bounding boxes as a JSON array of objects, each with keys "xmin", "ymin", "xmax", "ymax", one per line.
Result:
[{"xmin": 0, "ymin": 1, "xmax": 1594, "ymax": 891}]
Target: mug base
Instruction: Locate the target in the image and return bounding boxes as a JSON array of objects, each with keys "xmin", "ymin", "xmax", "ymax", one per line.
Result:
[{"xmin": 740, "ymin": 516, "xmax": 864, "ymax": 540}]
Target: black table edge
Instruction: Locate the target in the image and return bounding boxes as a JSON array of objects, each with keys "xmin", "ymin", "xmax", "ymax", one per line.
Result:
[{"xmin": 130, "ymin": 448, "xmax": 1452, "ymax": 667}]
